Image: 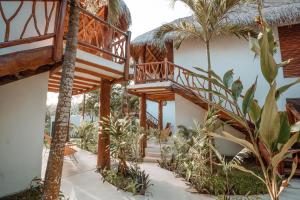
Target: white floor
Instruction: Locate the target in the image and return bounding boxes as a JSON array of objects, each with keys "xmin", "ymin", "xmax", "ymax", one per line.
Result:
[{"xmin": 42, "ymin": 148, "xmax": 300, "ymax": 200}]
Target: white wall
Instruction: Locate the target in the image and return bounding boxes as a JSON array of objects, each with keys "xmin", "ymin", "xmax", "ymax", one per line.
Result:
[
  {"xmin": 0, "ymin": 73, "xmax": 48, "ymax": 197},
  {"xmin": 0, "ymin": 1, "xmax": 57, "ymax": 55},
  {"xmin": 146, "ymin": 100, "xmax": 176, "ymax": 131},
  {"xmin": 174, "ymin": 27, "xmax": 300, "ymax": 110},
  {"xmin": 175, "ymin": 94, "xmax": 244, "ymax": 156}
]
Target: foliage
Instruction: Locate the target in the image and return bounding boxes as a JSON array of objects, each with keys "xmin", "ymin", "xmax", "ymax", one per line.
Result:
[
  {"xmin": 101, "ymin": 165, "xmax": 152, "ymax": 195},
  {"xmin": 74, "ymin": 121, "xmax": 98, "ymax": 153},
  {"xmin": 99, "ymin": 114, "xmax": 152, "ymax": 195},
  {"xmin": 193, "ymin": 3, "xmax": 300, "ymax": 200},
  {"xmin": 79, "ymin": 91, "xmax": 99, "ymax": 122},
  {"xmin": 0, "ymin": 178, "xmax": 67, "ymax": 200}
]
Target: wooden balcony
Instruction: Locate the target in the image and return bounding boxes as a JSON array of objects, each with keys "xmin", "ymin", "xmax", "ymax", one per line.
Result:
[
  {"xmin": 129, "ymin": 60, "xmax": 251, "ymax": 133},
  {"xmin": 0, "ymin": 0, "xmax": 131, "ymax": 95}
]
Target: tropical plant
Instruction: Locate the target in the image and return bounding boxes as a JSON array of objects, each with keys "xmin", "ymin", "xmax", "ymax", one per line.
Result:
[
  {"xmin": 196, "ymin": 2, "xmax": 300, "ymax": 199},
  {"xmin": 43, "ymin": 0, "xmax": 80, "ymax": 198},
  {"xmin": 155, "ymin": 0, "xmax": 256, "ymax": 171},
  {"xmin": 79, "ymin": 90, "xmax": 99, "ymax": 121},
  {"xmin": 74, "ymin": 121, "xmax": 98, "ymax": 151}
]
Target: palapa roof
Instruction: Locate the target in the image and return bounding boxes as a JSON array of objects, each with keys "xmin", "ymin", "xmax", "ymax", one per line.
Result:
[{"xmin": 131, "ymin": 0, "xmax": 300, "ymax": 59}]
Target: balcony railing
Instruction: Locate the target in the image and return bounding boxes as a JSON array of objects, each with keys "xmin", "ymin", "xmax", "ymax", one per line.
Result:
[
  {"xmin": 73, "ymin": 5, "xmax": 131, "ymax": 65},
  {"xmin": 134, "ymin": 60, "xmax": 244, "ymax": 119}
]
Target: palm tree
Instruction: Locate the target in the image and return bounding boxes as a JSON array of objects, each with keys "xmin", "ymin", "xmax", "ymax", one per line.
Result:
[
  {"xmin": 43, "ymin": 0, "xmax": 122, "ymax": 198},
  {"xmin": 42, "ymin": 0, "xmax": 80, "ymax": 198},
  {"xmin": 155, "ymin": 0, "xmax": 255, "ymax": 173}
]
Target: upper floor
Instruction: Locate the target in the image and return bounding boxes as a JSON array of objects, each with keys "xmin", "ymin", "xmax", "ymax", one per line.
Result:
[{"xmin": 0, "ymin": 0, "xmax": 131, "ymax": 94}]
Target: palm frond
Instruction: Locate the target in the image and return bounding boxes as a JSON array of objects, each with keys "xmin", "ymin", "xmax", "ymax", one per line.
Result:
[{"xmin": 108, "ymin": 0, "xmax": 121, "ymax": 25}]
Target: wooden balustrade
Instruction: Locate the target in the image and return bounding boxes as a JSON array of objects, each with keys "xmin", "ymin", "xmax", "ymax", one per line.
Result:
[
  {"xmin": 71, "ymin": 5, "xmax": 130, "ymax": 65},
  {"xmin": 0, "ymin": 0, "xmax": 61, "ymax": 49},
  {"xmin": 134, "ymin": 60, "xmax": 243, "ymax": 118}
]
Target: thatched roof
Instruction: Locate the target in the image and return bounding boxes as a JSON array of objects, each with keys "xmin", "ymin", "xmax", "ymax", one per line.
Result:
[
  {"xmin": 131, "ymin": 0, "xmax": 300, "ymax": 53},
  {"xmin": 116, "ymin": 0, "xmax": 132, "ymax": 31}
]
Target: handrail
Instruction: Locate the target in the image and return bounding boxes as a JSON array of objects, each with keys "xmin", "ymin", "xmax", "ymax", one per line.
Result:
[
  {"xmin": 134, "ymin": 60, "xmax": 243, "ymax": 119},
  {"xmin": 72, "ymin": 4, "xmax": 130, "ymax": 65},
  {"xmin": 146, "ymin": 111, "xmax": 159, "ymax": 126}
]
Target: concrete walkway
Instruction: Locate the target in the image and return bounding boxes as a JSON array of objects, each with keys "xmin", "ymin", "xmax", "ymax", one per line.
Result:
[
  {"xmin": 42, "ymin": 147, "xmax": 213, "ymax": 200},
  {"xmin": 42, "ymin": 148, "xmax": 300, "ymax": 200}
]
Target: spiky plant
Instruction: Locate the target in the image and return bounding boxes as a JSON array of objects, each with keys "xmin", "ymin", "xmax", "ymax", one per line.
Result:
[{"xmin": 196, "ymin": 2, "xmax": 300, "ymax": 199}]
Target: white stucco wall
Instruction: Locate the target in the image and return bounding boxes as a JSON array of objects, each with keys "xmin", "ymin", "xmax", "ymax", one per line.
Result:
[
  {"xmin": 175, "ymin": 94, "xmax": 244, "ymax": 156},
  {"xmin": 174, "ymin": 27, "xmax": 300, "ymax": 110},
  {"xmin": 0, "ymin": 1, "xmax": 57, "ymax": 55},
  {"xmin": 146, "ymin": 100, "xmax": 176, "ymax": 131},
  {"xmin": 0, "ymin": 73, "xmax": 48, "ymax": 197}
]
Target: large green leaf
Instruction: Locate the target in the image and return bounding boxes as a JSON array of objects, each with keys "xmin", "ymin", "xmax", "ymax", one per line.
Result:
[
  {"xmin": 259, "ymin": 27, "xmax": 278, "ymax": 84},
  {"xmin": 223, "ymin": 69, "xmax": 234, "ymax": 88},
  {"xmin": 271, "ymin": 133, "xmax": 299, "ymax": 169},
  {"xmin": 277, "ymin": 112, "xmax": 291, "ymax": 145},
  {"xmin": 242, "ymin": 78, "xmax": 257, "ymax": 115},
  {"xmin": 231, "ymin": 79, "xmax": 243, "ymax": 101},
  {"xmin": 249, "ymin": 100, "xmax": 261, "ymax": 124},
  {"xmin": 276, "ymin": 78, "xmax": 300, "ymax": 100},
  {"xmin": 259, "ymin": 83, "xmax": 280, "ymax": 150}
]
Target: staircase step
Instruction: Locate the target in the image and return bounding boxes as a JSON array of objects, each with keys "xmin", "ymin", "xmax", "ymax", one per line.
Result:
[
  {"xmin": 145, "ymin": 151, "xmax": 161, "ymax": 157},
  {"xmin": 143, "ymin": 156, "xmax": 161, "ymax": 163}
]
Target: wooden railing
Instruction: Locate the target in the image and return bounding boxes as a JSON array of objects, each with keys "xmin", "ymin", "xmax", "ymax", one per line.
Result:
[
  {"xmin": 134, "ymin": 60, "xmax": 243, "ymax": 119},
  {"xmin": 73, "ymin": 5, "xmax": 131, "ymax": 66},
  {"xmin": 146, "ymin": 111, "xmax": 158, "ymax": 129},
  {"xmin": 0, "ymin": 0, "xmax": 65, "ymax": 60}
]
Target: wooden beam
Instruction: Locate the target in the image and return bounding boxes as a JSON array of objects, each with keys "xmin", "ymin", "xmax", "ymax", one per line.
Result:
[
  {"xmin": 75, "ymin": 67, "xmax": 114, "ymax": 80},
  {"xmin": 0, "ymin": 46, "xmax": 54, "ymax": 77},
  {"xmin": 97, "ymin": 79, "xmax": 112, "ymax": 170},
  {"xmin": 49, "ymin": 76, "xmax": 96, "ymax": 87},
  {"xmin": 76, "ymin": 58, "xmax": 123, "ymax": 75},
  {"xmin": 52, "ymin": 72, "xmax": 101, "ymax": 84},
  {"xmin": 0, "ymin": 33, "xmax": 55, "ymax": 48}
]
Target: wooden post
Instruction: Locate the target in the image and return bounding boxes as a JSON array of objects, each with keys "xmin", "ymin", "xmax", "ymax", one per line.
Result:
[
  {"xmin": 53, "ymin": 0, "xmax": 67, "ymax": 61},
  {"xmin": 124, "ymin": 31, "xmax": 131, "ymax": 80},
  {"xmin": 140, "ymin": 94, "xmax": 147, "ymax": 128},
  {"xmin": 97, "ymin": 79, "xmax": 111, "ymax": 170},
  {"xmin": 139, "ymin": 94, "xmax": 147, "ymax": 157},
  {"xmin": 158, "ymin": 100, "xmax": 163, "ymax": 130},
  {"xmin": 82, "ymin": 93, "xmax": 86, "ymax": 120}
]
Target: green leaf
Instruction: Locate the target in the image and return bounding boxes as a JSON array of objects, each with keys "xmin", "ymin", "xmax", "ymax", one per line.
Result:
[
  {"xmin": 259, "ymin": 27, "xmax": 278, "ymax": 84},
  {"xmin": 271, "ymin": 133, "xmax": 299, "ymax": 169},
  {"xmin": 242, "ymin": 78, "xmax": 257, "ymax": 115},
  {"xmin": 277, "ymin": 112, "xmax": 291, "ymax": 145},
  {"xmin": 259, "ymin": 83, "xmax": 280, "ymax": 150},
  {"xmin": 249, "ymin": 100, "xmax": 261, "ymax": 123},
  {"xmin": 223, "ymin": 69, "xmax": 234, "ymax": 88},
  {"xmin": 231, "ymin": 79, "xmax": 243, "ymax": 101},
  {"xmin": 276, "ymin": 78, "xmax": 300, "ymax": 100}
]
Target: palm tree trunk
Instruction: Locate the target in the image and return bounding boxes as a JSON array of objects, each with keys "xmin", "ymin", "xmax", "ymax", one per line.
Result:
[
  {"xmin": 205, "ymin": 41, "xmax": 214, "ymax": 174},
  {"xmin": 43, "ymin": 0, "xmax": 80, "ymax": 199}
]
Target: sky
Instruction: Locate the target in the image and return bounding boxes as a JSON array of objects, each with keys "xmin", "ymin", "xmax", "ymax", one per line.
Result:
[{"xmin": 47, "ymin": 0, "xmax": 191, "ymax": 106}]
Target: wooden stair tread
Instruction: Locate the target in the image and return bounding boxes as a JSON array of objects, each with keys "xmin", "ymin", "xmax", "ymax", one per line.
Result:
[
  {"xmin": 283, "ymin": 168, "xmax": 300, "ymax": 176},
  {"xmin": 284, "ymin": 158, "xmax": 300, "ymax": 164}
]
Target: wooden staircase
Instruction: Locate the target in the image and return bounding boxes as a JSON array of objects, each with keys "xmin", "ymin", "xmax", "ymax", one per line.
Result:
[
  {"xmin": 133, "ymin": 61, "xmax": 251, "ymax": 134},
  {"xmin": 146, "ymin": 111, "xmax": 158, "ymax": 129}
]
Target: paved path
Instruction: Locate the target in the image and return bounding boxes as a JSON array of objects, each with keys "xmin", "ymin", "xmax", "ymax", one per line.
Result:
[{"xmin": 42, "ymin": 148, "xmax": 300, "ymax": 200}]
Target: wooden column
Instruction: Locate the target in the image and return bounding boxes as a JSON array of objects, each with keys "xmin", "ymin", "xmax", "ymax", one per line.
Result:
[
  {"xmin": 139, "ymin": 94, "xmax": 147, "ymax": 157},
  {"xmin": 82, "ymin": 93, "xmax": 86, "ymax": 120},
  {"xmin": 158, "ymin": 100, "xmax": 163, "ymax": 130},
  {"xmin": 97, "ymin": 79, "xmax": 111, "ymax": 170},
  {"xmin": 139, "ymin": 94, "xmax": 147, "ymax": 128}
]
